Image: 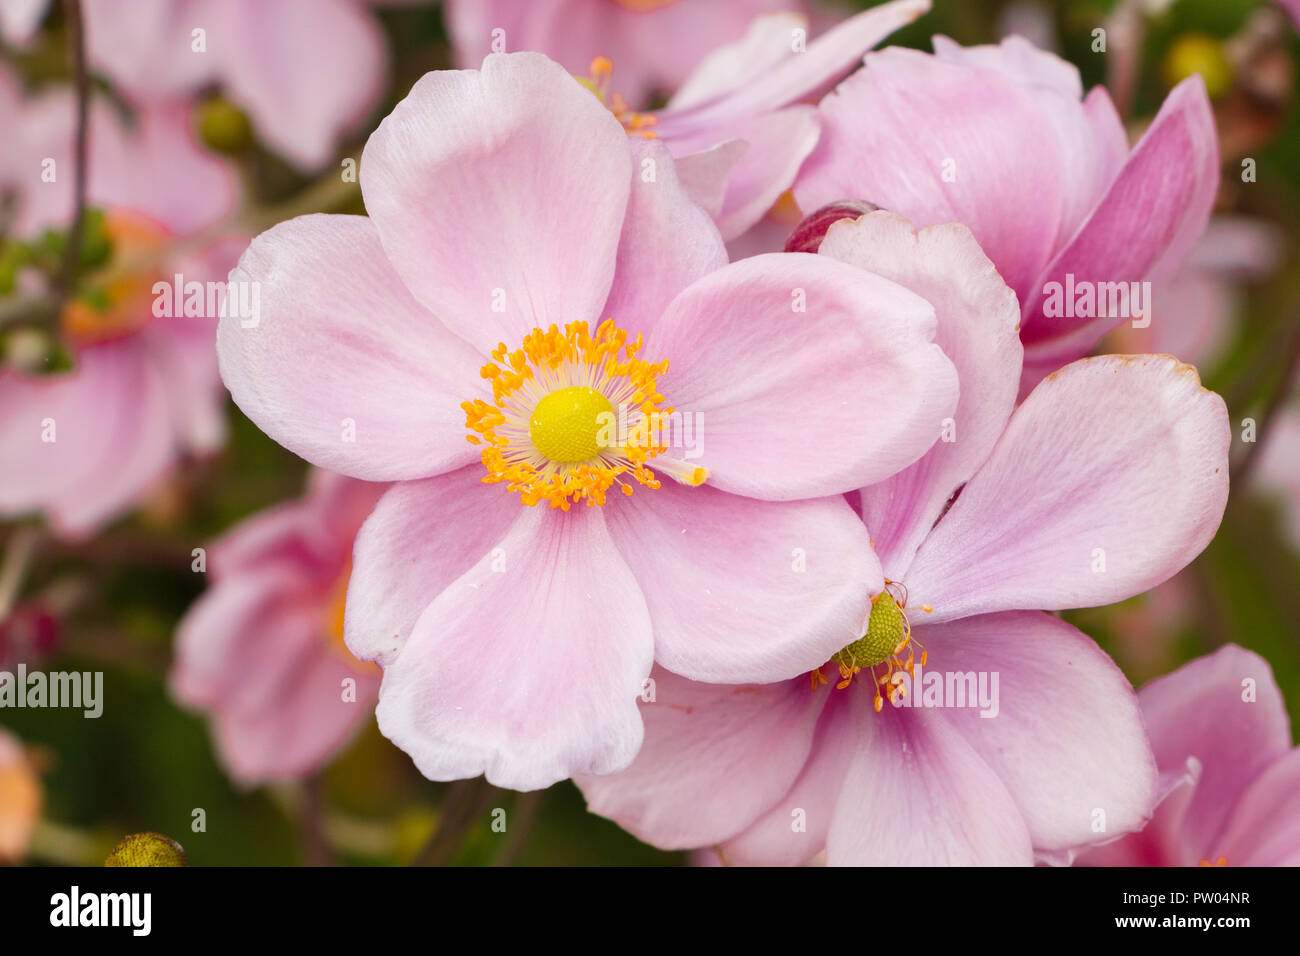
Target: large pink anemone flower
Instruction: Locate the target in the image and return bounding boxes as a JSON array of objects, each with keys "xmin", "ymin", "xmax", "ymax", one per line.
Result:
[{"xmin": 216, "ymin": 52, "xmax": 963, "ymax": 790}]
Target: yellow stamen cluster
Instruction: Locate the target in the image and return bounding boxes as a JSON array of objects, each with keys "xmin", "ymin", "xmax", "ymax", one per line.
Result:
[
  {"xmin": 580, "ymin": 57, "xmax": 660, "ymax": 138},
  {"xmin": 811, "ymin": 582, "xmax": 932, "ymax": 713},
  {"xmin": 462, "ymin": 319, "xmax": 675, "ymax": 509}
]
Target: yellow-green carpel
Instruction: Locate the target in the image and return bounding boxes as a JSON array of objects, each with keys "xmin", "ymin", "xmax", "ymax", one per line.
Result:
[{"xmin": 528, "ymin": 385, "xmax": 615, "ymax": 463}]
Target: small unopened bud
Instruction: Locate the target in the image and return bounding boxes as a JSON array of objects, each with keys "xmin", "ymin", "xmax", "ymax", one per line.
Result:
[{"xmin": 784, "ymin": 200, "xmax": 879, "ymax": 254}]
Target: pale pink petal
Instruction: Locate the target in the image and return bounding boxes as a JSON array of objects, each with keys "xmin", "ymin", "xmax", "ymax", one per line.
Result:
[
  {"xmin": 360, "ymin": 52, "xmax": 631, "ymax": 354},
  {"xmin": 601, "ymin": 139, "xmax": 727, "ymax": 339},
  {"xmin": 217, "ymin": 214, "xmax": 484, "ymax": 481},
  {"xmin": 1022, "ymin": 77, "xmax": 1219, "ymax": 361},
  {"xmin": 1215, "ymin": 749, "xmax": 1300, "ymax": 867},
  {"xmin": 1139, "ymin": 644, "xmax": 1292, "ymax": 862},
  {"xmin": 918, "ymin": 612, "xmax": 1156, "ymax": 857},
  {"xmin": 83, "ymin": 0, "xmax": 220, "ymax": 99},
  {"xmin": 826, "ymin": 690, "xmax": 1034, "ymax": 865},
  {"xmin": 344, "ymin": 466, "xmax": 520, "ymax": 667},
  {"xmin": 576, "ymin": 667, "xmax": 824, "ymax": 850},
  {"xmin": 0, "ymin": 342, "xmax": 173, "ymax": 538},
  {"xmin": 214, "ymin": 627, "xmax": 379, "ymax": 785},
  {"xmin": 904, "ymin": 355, "xmax": 1230, "ymax": 622},
  {"xmin": 666, "ymin": 12, "xmax": 811, "ymax": 111},
  {"xmin": 605, "ymin": 480, "xmax": 880, "ymax": 684},
  {"xmin": 373, "ymin": 506, "xmax": 653, "ymax": 791},
  {"xmin": 671, "ymin": 139, "xmax": 749, "ymax": 219},
  {"xmin": 796, "ymin": 46, "xmax": 1069, "ymax": 304},
  {"xmin": 819, "ymin": 212, "xmax": 1022, "ymax": 578},
  {"xmin": 96, "ymin": 103, "xmax": 238, "ymax": 235},
  {"xmin": 220, "ymin": 0, "xmax": 387, "ymax": 170},
  {"xmin": 670, "ymin": 106, "xmax": 821, "ymax": 241},
  {"xmin": 172, "ymin": 563, "xmax": 316, "ymax": 708},
  {"xmin": 659, "ymin": 0, "xmax": 932, "ymax": 128},
  {"xmin": 721, "ymin": 687, "xmax": 857, "ymax": 865},
  {"xmin": 646, "ymin": 252, "xmax": 958, "ymax": 500}
]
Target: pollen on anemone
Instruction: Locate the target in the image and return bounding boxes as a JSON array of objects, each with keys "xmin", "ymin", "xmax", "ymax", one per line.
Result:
[{"xmin": 216, "ymin": 52, "xmax": 965, "ymax": 791}]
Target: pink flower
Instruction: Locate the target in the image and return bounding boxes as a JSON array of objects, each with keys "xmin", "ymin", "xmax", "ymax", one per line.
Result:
[
  {"xmin": 0, "ymin": 728, "xmax": 40, "ymax": 863},
  {"xmin": 445, "ymin": 0, "xmax": 803, "ymax": 109},
  {"xmin": 0, "ymin": 74, "xmax": 239, "ymax": 538},
  {"xmin": 638, "ymin": 0, "xmax": 931, "ymax": 241},
  {"xmin": 1078, "ymin": 644, "xmax": 1300, "ymax": 867},
  {"xmin": 577, "ymin": 212, "xmax": 1231, "ymax": 865},
  {"xmin": 216, "ymin": 53, "xmax": 962, "ymax": 790},
  {"xmin": 795, "ymin": 34, "xmax": 1219, "ymax": 393},
  {"xmin": 173, "ymin": 470, "xmax": 386, "ymax": 785},
  {"xmin": 81, "ymin": 0, "xmax": 391, "ymax": 170}
]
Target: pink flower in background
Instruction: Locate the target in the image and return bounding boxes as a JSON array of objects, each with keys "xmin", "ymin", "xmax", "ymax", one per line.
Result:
[
  {"xmin": 796, "ymin": 34, "xmax": 1219, "ymax": 393},
  {"xmin": 173, "ymin": 470, "xmax": 386, "ymax": 785},
  {"xmin": 579, "ymin": 212, "xmax": 1231, "ymax": 865},
  {"xmin": 1078, "ymin": 645, "xmax": 1300, "ymax": 867},
  {"xmin": 0, "ymin": 72, "xmax": 240, "ymax": 538},
  {"xmin": 445, "ymin": 0, "xmax": 802, "ymax": 109},
  {"xmin": 0, "ymin": 728, "xmax": 40, "ymax": 863},
  {"xmin": 1107, "ymin": 217, "xmax": 1283, "ymax": 370},
  {"xmin": 81, "ymin": 0, "xmax": 391, "ymax": 170},
  {"xmin": 591, "ymin": 0, "xmax": 931, "ymax": 240},
  {"xmin": 216, "ymin": 53, "xmax": 961, "ymax": 790}
]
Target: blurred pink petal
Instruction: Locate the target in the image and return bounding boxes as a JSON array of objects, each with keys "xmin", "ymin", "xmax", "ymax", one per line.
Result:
[
  {"xmin": 445, "ymin": 0, "xmax": 799, "ymax": 108},
  {"xmin": 173, "ymin": 471, "xmax": 386, "ymax": 785},
  {"xmin": 83, "ymin": 0, "xmax": 387, "ymax": 170},
  {"xmin": 1077, "ymin": 645, "xmax": 1300, "ymax": 867}
]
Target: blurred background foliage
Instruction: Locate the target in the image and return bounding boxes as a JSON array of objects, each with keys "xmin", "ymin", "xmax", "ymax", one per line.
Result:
[{"xmin": 2, "ymin": 0, "xmax": 1298, "ymax": 865}]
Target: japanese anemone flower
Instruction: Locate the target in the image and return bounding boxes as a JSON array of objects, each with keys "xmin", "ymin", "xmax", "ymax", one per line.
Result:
[
  {"xmin": 173, "ymin": 470, "xmax": 386, "ymax": 785},
  {"xmin": 216, "ymin": 52, "xmax": 962, "ymax": 791},
  {"xmin": 578, "ymin": 212, "xmax": 1232, "ymax": 865},
  {"xmin": 795, "ymin": 34, "xmax": 1219, "ymax": 393},
  {"xmin": 1078, "ymin": 645, "xmax": 1300, "ymax": 867}
]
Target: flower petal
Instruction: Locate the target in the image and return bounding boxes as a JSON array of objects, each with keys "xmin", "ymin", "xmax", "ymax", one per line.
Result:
[
  {"xmin": 819, "ymin": 212, "xmax": 1022, "ymax": 578},
  {"xmin": 373, "ymin": 505, "xmax": 653, "ymax": 791},
  {"xmin": 1138, "ymin": 644, "xmax": 1292, "ymax": 862},
  {"xmin": 826, "ymin": 689, "xmax": 1033, "ymax": 865},
  {"xmin": 601, "ymin": 138, "xmax": 727, "ymax": 339},
  {"xmin": 219, "ymin": 0, "xmax": 386, "ymax": 170},
  {"xmin": 217, "ymin": 214, "xmax": 484, "ymax": 481},
  {"xmin": 1022, "ymin": 77, "xmax": 1219, "ymax": 362},
  {"xmin": 1216, "ymin": 748, "xmax": 1300, "ymax": 867},
  {"xmin": 903, "ymin": 355, "xmax": 1229, "ymax": 622},
  {"xmin": 344, "ymin": 467, "xmax": 520, "ymax": 667},
  {"xmin": 796, "ymin": 46, "xmax": 1069, "ymax": 304},
  {"xmin": 576, "ymin": 667, "xmax": 824, "ymax": 850},
  {"xmin": 917, "ymin": 611, "xmax": 1156, "ymax": 856},
  {"xmin": 360, "ymin": 52, "xmax": 631, "ymax": 353},
  {"xmin": 605, "ymin": 480, "xmax": 880, "ymax": 684},
  {"xmin": 645, "ymin": 252, "xmax": 958, "ymax": 500}
]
